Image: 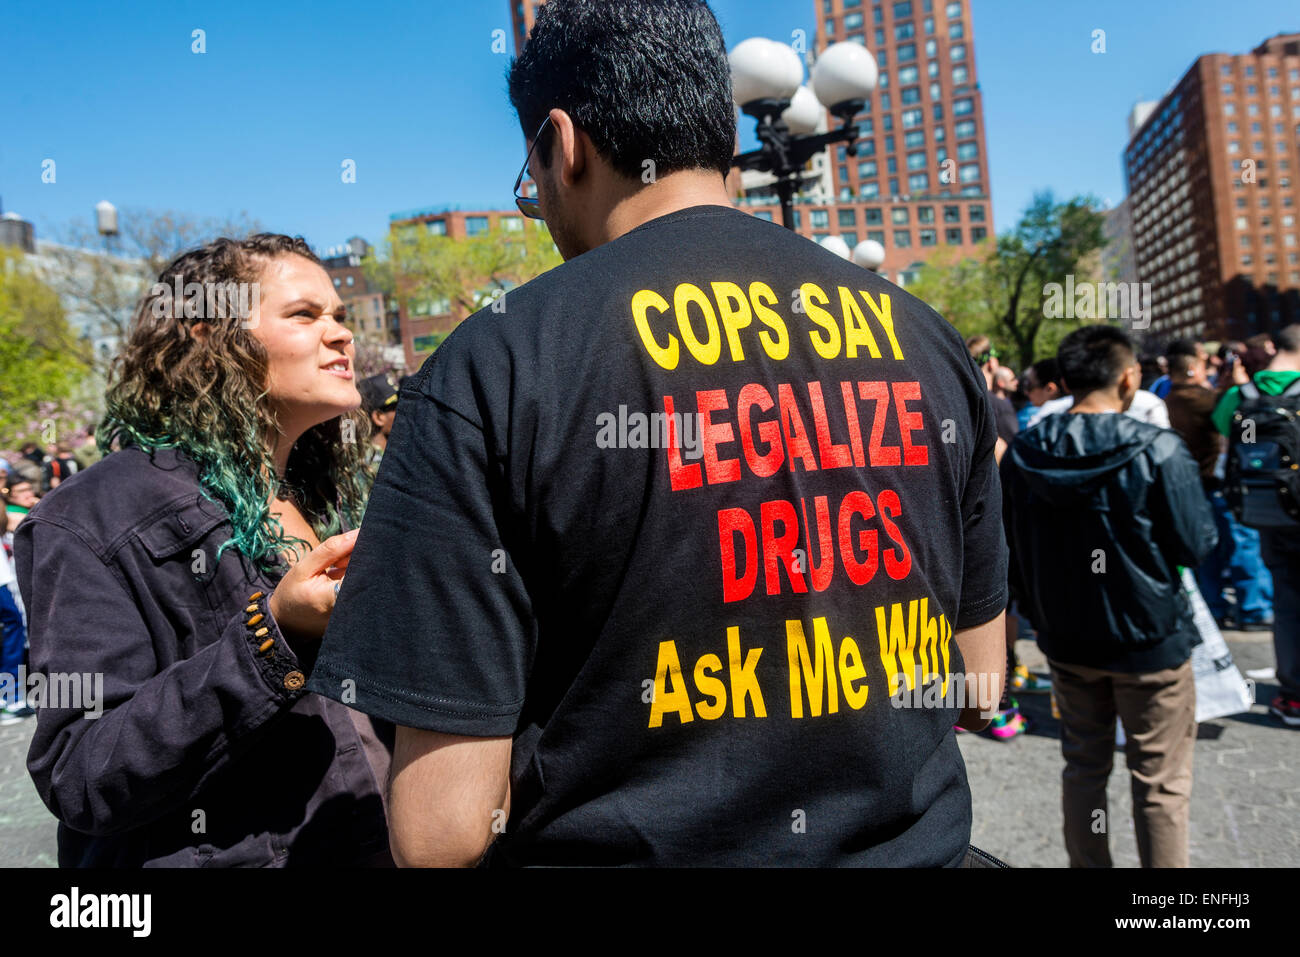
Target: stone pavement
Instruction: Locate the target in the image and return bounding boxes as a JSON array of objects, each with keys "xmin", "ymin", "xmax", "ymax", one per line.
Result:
[
  {"xmin": 0, "ymin": 632, "xmax": 1293, "ymax": 868},
  {"xmin": 960, "ymin": 631, "xmax": 1299, "ymax": 868}
]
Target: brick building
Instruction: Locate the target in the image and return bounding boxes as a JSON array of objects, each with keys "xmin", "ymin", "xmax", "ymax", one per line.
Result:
[
  {"xmin": 385, "ymin": 208, "xmax": 537, "ymax": 369},
  {"xmin": 510, "ymin": 0, "xmax": 994, "ymax": 286},
  {"xmin": 1124, "ymin": 32, "xmax": 1300, "ymax": 343}
]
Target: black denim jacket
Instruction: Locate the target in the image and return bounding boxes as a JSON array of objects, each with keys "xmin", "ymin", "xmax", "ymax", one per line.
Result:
[{"xmin": 13, "ymin": 446, "xmax": 392, "ymax": 867}]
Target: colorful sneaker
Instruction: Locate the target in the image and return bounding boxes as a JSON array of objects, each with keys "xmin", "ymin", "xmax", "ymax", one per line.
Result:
[
  {"xmin": 988, "ymin": 700, "xmax": 1027, "ymax": 739},
  {"xmin": 1011, "ymin": 664, "xmax": 1052, "ymax": 694},
  {"xmin": 1269, "ymin": 695, "xmax": 1300, "ymax": 727}
]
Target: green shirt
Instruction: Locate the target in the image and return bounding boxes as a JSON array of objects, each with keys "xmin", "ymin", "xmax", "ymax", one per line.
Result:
[{"xmin": 1212, "ymin": 370, "xmax": 1300, "ymax": 436}]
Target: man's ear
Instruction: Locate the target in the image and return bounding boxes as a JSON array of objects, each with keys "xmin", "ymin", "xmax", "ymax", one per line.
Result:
[{"xmin": 549, "ymin": 108, "xmax": 588, "ymax": 188}]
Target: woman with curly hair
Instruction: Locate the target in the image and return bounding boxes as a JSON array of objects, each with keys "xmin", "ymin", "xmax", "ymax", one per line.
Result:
[{"xmin": 13, "ymin": 234, "xmax": 392, "ymax": 867}]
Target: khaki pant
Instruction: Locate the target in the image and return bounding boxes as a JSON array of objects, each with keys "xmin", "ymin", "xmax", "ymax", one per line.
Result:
[{"xmin": 1048, "ymin": 657, "xmax": 1196, "ymax": 868}]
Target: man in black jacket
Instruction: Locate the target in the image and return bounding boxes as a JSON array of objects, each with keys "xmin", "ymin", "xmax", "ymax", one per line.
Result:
[{"xmin": 1002, "ymin": 325, "xmax": 1216, "ymax": 868}]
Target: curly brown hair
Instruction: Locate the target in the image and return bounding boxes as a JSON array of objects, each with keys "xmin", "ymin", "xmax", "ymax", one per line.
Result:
[{"xmin": 98, "ymin": 234, "xmax": 371, "ymax": 567}]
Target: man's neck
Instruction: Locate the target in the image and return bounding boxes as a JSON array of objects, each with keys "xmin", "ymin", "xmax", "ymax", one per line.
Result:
[
  {"xmin": 1267, "ymin": 353, "xmax": 1300, "ymax": 374},
  {"xmin": 596, "ymin": 170, "xmax": 734, "ymax": 248},
  {"xmin": 1070, "ymin": 390, "xmax": 1124, "ymax": 414}
]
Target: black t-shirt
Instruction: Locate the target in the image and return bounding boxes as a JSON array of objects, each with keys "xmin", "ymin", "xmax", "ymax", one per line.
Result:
[{"xmin": 308, "ymin": 205, "xmax": 1008, "ymax": 867}]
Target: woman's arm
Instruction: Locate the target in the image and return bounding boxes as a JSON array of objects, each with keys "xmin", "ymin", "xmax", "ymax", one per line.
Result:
[{"xmin": 14, "ymin": 517, "xmax": 308, "ymax": 837}]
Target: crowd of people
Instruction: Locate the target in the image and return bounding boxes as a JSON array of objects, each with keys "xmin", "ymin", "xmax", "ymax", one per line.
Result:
[
  {"xmin": 968, "ymin": 325, "xmax": 1300, "ymax": 866},
  {"xmin": 0, "ymin": 0, "xmax": 1295, "ymax": 870}
]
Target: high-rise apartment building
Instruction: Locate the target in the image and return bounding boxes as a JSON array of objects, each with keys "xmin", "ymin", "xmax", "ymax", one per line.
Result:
[
  {"xmin": 511, "ymin": 0, "xmax": 994, "ymax": 285},
  {"xmin": 1124, "ymin": 33, "xmax": 1300, "ymax": 343}
]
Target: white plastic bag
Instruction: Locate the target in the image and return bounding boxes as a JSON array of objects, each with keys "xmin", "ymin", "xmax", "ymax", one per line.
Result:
[{"xmin": 1182, "ymin": 568, "xmax": 1255, "ymax": 722}]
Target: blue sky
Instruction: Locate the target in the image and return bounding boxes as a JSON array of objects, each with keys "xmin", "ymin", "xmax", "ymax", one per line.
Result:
[{"xmin": 0, "ymin": 0, "xmax": 1294, "ymax": 252}]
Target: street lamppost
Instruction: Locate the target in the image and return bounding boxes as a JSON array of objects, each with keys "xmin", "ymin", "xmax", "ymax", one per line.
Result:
[{"xmin": 729, "ymin": 38, "xmax": 878, "ymax": 233}]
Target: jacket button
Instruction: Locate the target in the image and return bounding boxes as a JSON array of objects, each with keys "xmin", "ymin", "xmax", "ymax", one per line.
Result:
[
  {"xmin": 249, "ymin": 591, "xmax": 265, "ymax": 602},
  {"xmin": 284, "ymin": 671, "xmax": 305, "ymax": 691},
  {"xmin": 247, "ymin": 613, "xmax": 264, "ymax": 627}
]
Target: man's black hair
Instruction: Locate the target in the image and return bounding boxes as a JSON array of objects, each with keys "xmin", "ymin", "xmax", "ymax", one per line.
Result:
[
  {"xmin": 1028, "ymin": 356, "xmax": 1062, "ymax": 389},
  {"xmin": 1165, "ymin": 338, "xmax": 1199, "ymax": 358},
  {"xmin": 507, "ymin": 0, "xmax": 737, "ymax": 180},
  {"xmin": 1057, "ymin": 325, "xmax": 1136, "ymax": 396}
]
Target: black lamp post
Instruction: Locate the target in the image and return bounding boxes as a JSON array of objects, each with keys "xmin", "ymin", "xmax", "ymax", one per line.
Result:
[{"xmin": 729, "ymin": 39, "xmax": 879, "ymax": 235}]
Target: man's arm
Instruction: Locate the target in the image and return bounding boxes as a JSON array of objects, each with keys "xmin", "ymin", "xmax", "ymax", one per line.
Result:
[
  {"xmin": 953, "ymin": 611, "xmax": 1006, "ymax": 732},
  {"xmin": 388, "ymin": 728, "xmax": 513, "ymax": 868}
]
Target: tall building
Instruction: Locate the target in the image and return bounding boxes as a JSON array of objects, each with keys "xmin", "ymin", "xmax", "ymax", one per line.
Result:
[
  {"xmin": 511, "ymin": 0, "xmax": 993, "ymax": 285},
  {"xmin": 1124, "ymin": 33, "xmax": 1300, "ymax": 343}
]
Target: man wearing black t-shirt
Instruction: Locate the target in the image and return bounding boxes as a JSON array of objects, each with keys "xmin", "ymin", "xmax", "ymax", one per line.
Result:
[{"xmin": 308, "ymin": 0, "xmax": 1008, "ymax": 867}]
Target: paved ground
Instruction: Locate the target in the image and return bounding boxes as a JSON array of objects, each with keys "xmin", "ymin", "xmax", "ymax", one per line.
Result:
[
  {"xmin": 960, "ymin": 631, "xmax": 1299, "ymax": 868},
  {"xmin": 0, "ymin": 630, "xmax": 1294, "ymax": 868}
]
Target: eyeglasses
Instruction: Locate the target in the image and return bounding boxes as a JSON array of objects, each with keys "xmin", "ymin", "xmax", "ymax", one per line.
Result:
[{"xmin": 513, "ymin": 116, "xmax": 552, "ymax": 220}]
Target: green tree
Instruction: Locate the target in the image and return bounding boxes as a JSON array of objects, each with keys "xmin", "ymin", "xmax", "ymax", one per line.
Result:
[
  {"xmin": 367, "ymin": 223, "xmax": 564, "ymax": 327},
  {"xmin": 907, "ymin": 192, "xmax": 1107, "ymax": 371},
  {"xmin": 0, "ymin": 247, "xmax": 92, "ymax": 446}
]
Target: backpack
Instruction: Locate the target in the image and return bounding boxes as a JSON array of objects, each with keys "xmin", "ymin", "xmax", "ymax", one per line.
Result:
[{"xmin": 1225, "ymin": 377, "xmax": 1300, "ymax": 528}]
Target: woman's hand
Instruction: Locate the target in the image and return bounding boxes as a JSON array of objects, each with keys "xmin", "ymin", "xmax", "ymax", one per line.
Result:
[{"xmin": 268, "ymin": 529, "xmax": 359, "ymax": 644}]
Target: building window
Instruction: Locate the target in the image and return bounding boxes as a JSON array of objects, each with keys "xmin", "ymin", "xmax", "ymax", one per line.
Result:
[
  {"xmin": 906, "ymin": 151, "xmax": 927, "ymax": 170},
  {"xmin": 953, "ymin": 97, "xmax": 973, "ymax": 115},
  {"xmin": 903, "ymin": 108, "xmax": 924, "ymax": 128},
  {"xmin": 895, "ymin": 21, "xmax": 914, "ymax": 39},
  {"xmin": 839, "ymin": 209, "xmax": 858, "ymax": 227},
  {"xmin": 930, "ymin": 82, "xmax": 941, "ymax": 100},
  {"xmin": 948, "ymin": 20, "xmax": 963, "ymax": 38},
  {"xmin": 881, "ymin": 92, "xmax": 891, "ymax": 110},
  {"xmin": 971, "ymin": 227, "xmax": 987, "ymax": 242},
  {"xmin": 943, "ymin": 205, "xmax": 961, "ymax": 222},
  {"xmin": 892, "ymin": 208, "xmax": 910, "ymax": 224},
  {"xmin": 951, "ymin": 43, "xmax": 966, "ymax": 61},
  {"xmin": 811, "ymin": 210, "xmax": 830, "ymax": 228},
  {"xmin": 868, "ymin": 230, "xmax": 886, "ymax": 244},
  {"xmin": 957, "ymin": 142, "xmax": 979, "ymax": 160},
  {"xmin": 345, "ymin": 276, "xmax": 354, "ymax": 287},
  {"xmin": 904, "ymin": 129, "xmax": 926, "ymax": 147},
  {"xmin": 754, "ymin": 210, "xmax": 773, "ymax": 222},
  {"xmin": 501, "ymin": 216, "xmax": 524, "ymax": 232},
  {"xmin": 898, "ymin": 65, "xmax": 919, "ymax": 84},
  {"xmin": 859, "ymin": 160, "xmax": 878, "ymax": 177},
  {"xmin": 427, "ymin": 220, "xmax": 448, "ymax": 236},
  {"xmin": 959, "ymin": 164, "xmax": 979, "ymax": 183},
  {"xmin": 846, "ymin": 12, "xmax": 864, "ymax": 29},
  {"xmin": 861, "ymin": 181, "xmax": 881, "ymax": 198},
  {"xmin": 946, "ymin": 227, "xmax": 962, "ymax": 244},
  {"xmin": 945, "ymin": 1, "xmax": 961, "ymax": 15},
  {"xmin": 466, "ymin": 216, "xmax": 490, "ymax": 236},
  {"xmin": 898, "ymin": 43, "xmax": 917, "ymax": 62},
  {"xmin": 1222, "ymin": 83, "xmax": 1234, "ymax": 94},
  {"xmin": 875, "ymin": 27, "xmax": 886, "ymax": 46},
  {"xmin": 888, "ymin": 157, "xmax": 898, "ymax": 173},
  {"xmin": 909, "ymin": 173, "xmax": 930, "ymax": 190},
  {"xmin": 952, "ymin": 65, "xmax": 969, "ymax": 84},
  {"xmin": 928, "ymin": 58, "xmax": 939, "ymax": 77},
  {"xmin": 920, "ymin": 229, "xmax": 937, "ymax": 246},
  {"xmin": 918, "ymin": 206, "xmax": 935, "ymax": 223},
  {"xmin": 843, "ymin": 232, "xmax": 859, "ymax": 248},
  {"xmin": 901, "ymin": 87, "xmax": 921, "ymax": 104},
  {"xmin": 865, "ymin": 208, "xmax": 884, "ymax": 225},
  {"xmin": 893, "ymin": 0, "xmax": 913, "ymax": 16},
  {"xmin": 895, "ymin": 230, "xmax": 913, "ymax": 247},
  {"xmin": 933, "ymin": 103, "xmax": 944, "ymax": 121},
  {"xmin": 883, "ymin": 113, "xmax": 894, "ymax": 131},
  {"xmin": 924, "ymin": 16, "xmax": 934, "ymax": 34},
  {"xmin": 969, "ymin": 204, "xmax": 985, "ymax": 222}
]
